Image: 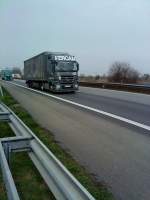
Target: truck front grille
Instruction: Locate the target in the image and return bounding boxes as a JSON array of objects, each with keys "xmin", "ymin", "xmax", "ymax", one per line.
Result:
[{"xmin": 61, "ymin": 76, "xmax": 74, "ymax": 84}]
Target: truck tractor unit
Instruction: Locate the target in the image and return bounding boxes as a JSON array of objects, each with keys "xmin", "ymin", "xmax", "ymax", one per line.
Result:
[{"xmin": 24, "ymin": 52, "xmax": 79, "ymax": 92}]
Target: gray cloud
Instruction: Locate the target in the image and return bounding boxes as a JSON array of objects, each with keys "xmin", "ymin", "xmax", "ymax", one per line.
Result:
[{"xmin": 0, "ymin": 0, "xmax": 150, "ymax": 74}]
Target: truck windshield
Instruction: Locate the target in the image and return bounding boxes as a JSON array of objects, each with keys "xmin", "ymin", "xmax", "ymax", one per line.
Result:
[{"xmin": 55, "ymin": 62, "xmax": 78, "ymax": 72}]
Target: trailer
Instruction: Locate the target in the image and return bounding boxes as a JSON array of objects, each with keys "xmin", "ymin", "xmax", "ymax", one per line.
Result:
[{"xmin": 24, "ymin": 52, "xmax": 79, "ymax": 92}]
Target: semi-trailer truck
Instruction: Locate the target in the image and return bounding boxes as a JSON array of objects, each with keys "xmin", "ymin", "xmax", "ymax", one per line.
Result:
[
  {"xmin": 1, "ymin": 69, "xmax": 13, "ymax": 81},
  {"xmin": 24, "ymin": 52, "xmax": 79, "ymax": 92}
]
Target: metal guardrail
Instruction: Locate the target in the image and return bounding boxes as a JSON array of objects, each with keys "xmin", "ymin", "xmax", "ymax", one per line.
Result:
[
  {"xmin": 0, "ymin": 85, "xmax": 4, "ymax": 97},
  {"xmin": 79, "ymin": 81, "xmax": 150, "ymax": 94},
  {"xmin": 0, "ymin": 102, "xmax": 95, "ymax": 200}
]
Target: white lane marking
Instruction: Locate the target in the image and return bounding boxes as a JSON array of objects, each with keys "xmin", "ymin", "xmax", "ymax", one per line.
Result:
[{"xmin": 4, "ymin": 81, "xmax": 150, "ymax": 131}]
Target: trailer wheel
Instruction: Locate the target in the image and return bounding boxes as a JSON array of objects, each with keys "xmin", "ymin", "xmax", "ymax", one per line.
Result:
[{"xmin": 27, "ymin": 81, "xmax": 32, "ymax": 88}]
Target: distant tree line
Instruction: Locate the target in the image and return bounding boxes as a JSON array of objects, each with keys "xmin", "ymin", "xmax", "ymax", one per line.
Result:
[
  {"xmin": 80, "ymin": 61, "xmax": 150, "ymax": 84},
  {"xmin": 142, "ymin": 74, "xmax": 150, "ymax": 81},
  {"xmin": 79, "ymin": 74, "xmax": 106, "ymax": 82}
]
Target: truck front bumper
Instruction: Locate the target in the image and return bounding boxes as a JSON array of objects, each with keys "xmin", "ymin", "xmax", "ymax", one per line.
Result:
[{"xmin": 53, "ymin": 83, "xmax": 79, "ymax": 92}]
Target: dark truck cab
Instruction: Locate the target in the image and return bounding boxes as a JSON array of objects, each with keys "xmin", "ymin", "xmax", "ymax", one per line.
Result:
[{"xmin": 24, "ymin": 52, "xmax": 79, "ymax": 92}]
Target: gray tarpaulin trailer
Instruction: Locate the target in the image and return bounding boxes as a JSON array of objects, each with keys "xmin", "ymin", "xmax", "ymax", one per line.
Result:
[{"xmin": 24, "ymin": 52, "xmax": 79, "ymax": 92}]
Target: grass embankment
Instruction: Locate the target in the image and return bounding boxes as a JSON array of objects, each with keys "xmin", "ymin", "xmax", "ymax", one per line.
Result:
[{"xmin": 0, "ymin": 87, "xmax": 114, "ymax": 200}]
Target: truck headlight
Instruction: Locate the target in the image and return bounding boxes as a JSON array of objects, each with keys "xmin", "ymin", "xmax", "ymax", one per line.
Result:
[
  {"xmin": 75, "ymin": 84, "xmax": 78, "ymax": 88},
  {"xmin": 56, "ymin": 84, "xmax": 61, "ymax": 90}
]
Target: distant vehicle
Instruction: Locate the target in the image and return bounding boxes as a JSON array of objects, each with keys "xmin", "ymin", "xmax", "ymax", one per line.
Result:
[
  {"xmin": 1, "ymin": 69, "xmax": 13, "ymax": 81},
  {"xmin": 24, "ymin": 52, "xmax": 79, "ymax": 92},
  {"xmin": 12, "ymin": 73, "xmax": 22, "ymax": 79}
]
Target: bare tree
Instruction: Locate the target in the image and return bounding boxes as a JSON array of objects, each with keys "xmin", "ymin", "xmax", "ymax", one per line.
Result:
[{"xmin": 108, "ymin": 62, "xmax": 140, "ymax": 83}]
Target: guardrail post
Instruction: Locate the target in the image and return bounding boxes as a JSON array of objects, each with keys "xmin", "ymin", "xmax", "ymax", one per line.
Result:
[
  {"xmin": 0, "ymin": 142, "xmax": 20, "ymax": 200},
  {"xmin": 2, "ymin": 142, "xmax": 11, "ymax": 165}
]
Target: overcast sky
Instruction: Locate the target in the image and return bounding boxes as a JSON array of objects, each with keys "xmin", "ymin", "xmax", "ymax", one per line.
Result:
[{"xmin": 0, "ymin": 0, "xmax": 149, "ymax": 75}]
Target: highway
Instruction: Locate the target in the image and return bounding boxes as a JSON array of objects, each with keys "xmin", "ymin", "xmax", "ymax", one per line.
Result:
[
  {"xmin": 12, "ymin": 80, "xmax": 150, "ymax": 126},
  {"xmin": 2, "ymin": 80, "xmax": 150, "ymax": 200}
]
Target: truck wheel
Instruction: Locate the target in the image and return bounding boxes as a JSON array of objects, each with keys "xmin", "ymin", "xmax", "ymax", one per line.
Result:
[{"xmin": 28, "ymin": 81, "xmax": 32, "ymax": 88}]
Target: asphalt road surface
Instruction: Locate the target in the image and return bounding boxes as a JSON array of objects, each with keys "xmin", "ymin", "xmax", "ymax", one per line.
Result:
[
  {"xmin": 13, "ymin": 79, "xmax": 150, "ymax": 126},
  {"xmin": 2, "ymin": 80, "xmax": 150, "ymax": 200}
]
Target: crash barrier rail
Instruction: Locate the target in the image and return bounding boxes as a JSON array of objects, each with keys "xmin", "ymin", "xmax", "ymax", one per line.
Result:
[
  {"xmin": 79, "ymin": 81, "xmax": 150, "ymax": 94},
  {"xmin": 0, "ymin": 85, "xmax": 4, "ymax": 97},
  {"xmin": 0, "ymin": 103, "xmax": 95, "ymax": 200}
]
